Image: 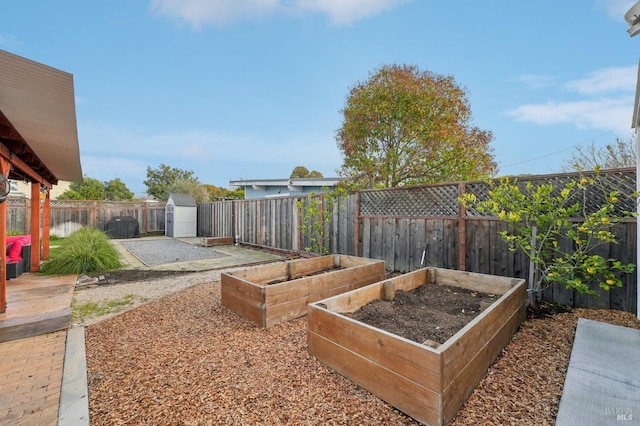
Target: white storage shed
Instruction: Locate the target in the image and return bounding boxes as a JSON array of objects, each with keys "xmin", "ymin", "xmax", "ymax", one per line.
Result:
[{"xmin": 165, "ymin": 193, "xmax": 197, "ymax": 238}]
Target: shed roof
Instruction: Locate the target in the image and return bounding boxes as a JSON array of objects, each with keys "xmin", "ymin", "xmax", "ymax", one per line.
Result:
[
  {"xmin": 168, "ymin": 193, "xmax": 197, "ymax": 207},
  {"xmin": 0, "ymin": 49, "xmax": 82, "ymax": 185}
]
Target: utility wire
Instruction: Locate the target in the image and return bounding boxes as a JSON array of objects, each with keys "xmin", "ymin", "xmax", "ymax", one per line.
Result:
[{"xmin": 499, "ymin": 130, "xmax": 614, "ymax": 169}]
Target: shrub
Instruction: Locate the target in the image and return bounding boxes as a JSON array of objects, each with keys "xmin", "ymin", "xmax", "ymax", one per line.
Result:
[
  {"xmin": 40, "ymin": 228, "xmax": 122, "ymax": 275},
  {"xmin": 461, "ymin": 168, "xmax": 636, "ymax": 303}
]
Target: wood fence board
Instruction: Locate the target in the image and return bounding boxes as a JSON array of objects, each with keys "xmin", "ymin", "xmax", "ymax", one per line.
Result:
[
  {"xmin": 383, "ymin": 218, "xmax": 396, "ymax": 271},
  {"xmin": 413, "ymin": 220, "xmax": 426, "ymax": 269},
  {"xmin": 395, "ymin": 218, "xmax": 410, "ymax": 273},
  {"xmin": 443, "ymin": 219, "xmax": 457, "ymax": 270}
]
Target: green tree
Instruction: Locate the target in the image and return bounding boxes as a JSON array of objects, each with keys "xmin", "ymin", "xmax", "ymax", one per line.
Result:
[
  {"xmin": 58, "ymin": 176, "xmax": 106, "ymax": 200},
  {"xmin": 290, "ymin": 166, "xmax": 324, "ymax": 179},
  {"xmin": 203, "ymin": 184, "xmax": 245, "ymax": 200},
  {"xmin": 144, "ymin": 164, "xmax": 198, "ymax": 201},
  {"xmin": 461, "ymin": 168, "xmax": 636, "ymax": 304},
  {"xmin": 336, "ymin": 64, "xmax": 495, "ymax": 190},
  {"xmin": 104, "ymin": 178, "xmax": 134, "ymax": 201},
  {"xmin": 169, "ymin": 178, "xmax": 210, "ymax": 204},
  {"xmin": 562, "ymin": 138, "xmax": 636, "ymax": 172}
]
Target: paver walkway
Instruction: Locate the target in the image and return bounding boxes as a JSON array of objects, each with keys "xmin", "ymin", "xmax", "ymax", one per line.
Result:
[{"xmin": 0, "ymin": 331, "xmax": 66, "ymax": 425}]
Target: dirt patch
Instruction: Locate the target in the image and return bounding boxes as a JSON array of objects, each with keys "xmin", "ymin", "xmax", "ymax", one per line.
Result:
[
  {"xmin": 345, "ymin": 283, "xmax": 496, "ymax": 344},
  {"xmin": 79, "ymin": 269, "xmax": 197, "ymax": 287}
]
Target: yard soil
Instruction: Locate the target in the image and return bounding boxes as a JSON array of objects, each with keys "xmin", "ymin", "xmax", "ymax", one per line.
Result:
[
  {"xmin": 86, "ymin": 269, "xmax": 195, "ymax": 285},
  {"xmin": 83, "ymin": 275, "xmax": 640, "ymax": 425},
  {"xmin": 345, "ymin": 284, "xmax": 496, "ymax": 344}
]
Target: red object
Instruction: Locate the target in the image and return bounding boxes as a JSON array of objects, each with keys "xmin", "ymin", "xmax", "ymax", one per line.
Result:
[{"xmin": 6, "ymin": 235, "xmax": 31, "ymax": 262}]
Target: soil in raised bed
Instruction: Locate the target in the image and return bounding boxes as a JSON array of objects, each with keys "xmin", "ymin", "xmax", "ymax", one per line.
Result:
[{"xmin": 345, "ymin": 283, "xmax": 496, "ymax": 345}]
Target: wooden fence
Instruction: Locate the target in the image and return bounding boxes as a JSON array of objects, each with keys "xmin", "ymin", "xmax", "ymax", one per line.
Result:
[
  {"xmin": 5, "ymin": 168, "xmax": 636, "ymax": 312},
  {"xmin": 6, "ymin": 198, "xmax": 166, "ymax": 237},
  {"xmin": 197, "ymin": 168, "xmax": 637, "ymax": 313}
]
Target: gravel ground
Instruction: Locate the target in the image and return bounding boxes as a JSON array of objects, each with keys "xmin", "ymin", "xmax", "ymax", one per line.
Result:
[
  {"xmin": 82, "ymin": 276, "xmax": 640, "ymax": 425},
  {"xmin": 120, "ymin": 239, "xmax": 227, "ymax": 266}
]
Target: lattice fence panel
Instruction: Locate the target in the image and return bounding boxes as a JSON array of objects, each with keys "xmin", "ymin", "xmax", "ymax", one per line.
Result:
[
  {"xmin": 360, "ymin": 168, "xmax": 636, "ymax": 218},
  {"xmin": 465, "ymin": 169, "xmax": 636, "ymax": 217},
  {"xmin": 360, "ymin": 184, "xmax": 460, "ymax": 217}
]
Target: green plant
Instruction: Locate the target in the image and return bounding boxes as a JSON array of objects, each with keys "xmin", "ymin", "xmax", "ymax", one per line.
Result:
[
  {"xmin": 461, "ymin": 168, "xmax": 636, "ymax": 302},
  {"xmin": 39, "ymin": 227, "xmax": 122, "ymax": 275},
  {"xmin": 71, "ymin": 294, "xmax": 147, "ymax": 320},
  {"xmin": 296, "ymin": 191, "xmax": 339, "ymax": 255}
]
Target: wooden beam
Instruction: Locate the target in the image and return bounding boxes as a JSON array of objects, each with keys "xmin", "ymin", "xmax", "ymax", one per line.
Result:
[
  {"xmin": 0, "ymin": 144, "xmax": 53, "ymax": 188},
  {"xmin": 30, "ymin": 183, "xmax": 41, "ymax": 272},
  {"xmin": 0, "ymin": 158, "xmax": 9, "ymax": 313},
  {"xmin": 42, "ymin": 191, "xmax": 50, "ymax": 260},
  {"xmin": 0, "ymin": 111, "xmax": 55, "ymax": 186}
]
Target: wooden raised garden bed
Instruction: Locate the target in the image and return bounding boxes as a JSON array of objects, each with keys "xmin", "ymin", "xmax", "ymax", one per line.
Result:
[
  {"xmin": 201, "ymin": 237, "xmax": 234, "ymax": 247},
  {"xmin": 221, "ymin": 254, "xmax": 386, "ymax": 327},
  {"xmin": 307, "ymin": 267, "xmax": 526, "ymax": 426}
]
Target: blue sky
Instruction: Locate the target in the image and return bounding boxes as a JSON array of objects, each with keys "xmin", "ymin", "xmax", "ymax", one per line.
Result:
[{"xmin": 2, "ymin": 0, "xmax": 639, "ymax": 197}]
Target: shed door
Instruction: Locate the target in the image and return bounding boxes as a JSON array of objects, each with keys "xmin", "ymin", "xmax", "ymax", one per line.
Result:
[{"xmin": 166, "ymin": 205, "xmax": 174, "ymax": 237}]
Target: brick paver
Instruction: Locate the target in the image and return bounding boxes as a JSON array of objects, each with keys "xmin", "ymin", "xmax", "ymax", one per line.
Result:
[{"xmin": 0, "ymin": 331, "xmax": 67, "ymax": 425}]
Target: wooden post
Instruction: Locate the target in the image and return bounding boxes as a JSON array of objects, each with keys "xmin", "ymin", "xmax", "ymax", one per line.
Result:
[
  {"xmin": 382, "ymin": 281, "xmax": 396, "ymax": 301},
  {"xmin": 42, "ymin": 190, "xmax": 50, "ymax": 259},
  {"xmin": 458, "ymin": 183, "xmax": 467, "ymax": 271},
  {"xmin": 355, "ymin": 191, "xmax": 360, "ymax": 257},
  {"xmin": 295, "ymin": 198, "xmax": 301, "ymax": 254},
  {"xmin": 0, "ymin": 158, "xmax": 8, "ymax": 313},
  {"xmin": 92, "ymin": 201, "xmax": 97, "ymax": 229},
  {"xmin": 143, "ymin": 201, "xmax": 149, "ymax": 235},
  {"xmin": 30, "ymin": 183, "xmax": 41, "ymax": 272}
]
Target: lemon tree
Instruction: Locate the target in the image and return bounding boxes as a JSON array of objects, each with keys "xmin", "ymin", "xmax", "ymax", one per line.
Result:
[{"xmin": 462, "ymin": 168, "xmax": 636, "ymax": 300}]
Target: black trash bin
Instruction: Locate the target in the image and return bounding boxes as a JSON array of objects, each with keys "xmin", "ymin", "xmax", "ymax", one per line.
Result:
[{"xmin": 105, "ymin": 216, "xmax": 140, "ymax": 239}]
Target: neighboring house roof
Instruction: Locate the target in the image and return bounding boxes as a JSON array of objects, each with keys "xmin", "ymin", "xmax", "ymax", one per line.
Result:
[
  {"xmin": 0, "ymin": 49, "xmax": 82, "ymax": 186},
  {"xmin": 229, "ymin": 177, "xmax": 343, "ymax": 190},
  {"xmin": 168, "ymin": 193, "xmax": 197, "ymax": 207}
]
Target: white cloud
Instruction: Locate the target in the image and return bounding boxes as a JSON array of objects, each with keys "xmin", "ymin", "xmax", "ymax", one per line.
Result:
[
  {"xmin": 598, "ymin": 0, "xmax": 637, "ymax": 21},
  {"xmin": 149, "ymin": 0, "xmax": 406, "ymax": 27},
  {"xmin": 508, "ymin": 97, "xmax": 634, "ymax": 136},
  {"xmin": 563, "ymin": 65, "xmax": 637, "ymax": 95},
  {"xmin": 81, "ymin": 156, "xmax": 148, "ymax": 183},
  {"xmin": 293, "ymin": 0, "xmax": 407, "ymax": 25},
  {"xmin": 150, "ymin": 0, "xmax": 280, "ymax": 28},
  {"xmin": 508, "ymin": 65, "xmax": 637, "ymax": 136}
]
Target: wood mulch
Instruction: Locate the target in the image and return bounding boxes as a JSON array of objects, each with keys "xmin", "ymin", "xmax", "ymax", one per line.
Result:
[{"xmin": 84, "ymin": 280, "xmax": 640, "ymax": 425}]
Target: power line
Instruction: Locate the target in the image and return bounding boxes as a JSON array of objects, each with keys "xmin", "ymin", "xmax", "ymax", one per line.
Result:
[{"xmin": 499, "ymin": 130, "xmax": 614, "ymax": 169}]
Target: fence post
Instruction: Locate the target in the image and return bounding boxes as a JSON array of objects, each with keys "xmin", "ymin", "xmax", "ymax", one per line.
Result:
[
  {"xmin": 355, "ymin": 191, "xmax": 360, "ymax": 257},
  {"xmin": 93, "ymin": 201, "xmax": 97, "ymax": 230},
  {"xmin": 143, "ymin": 202, "xmax": 149, "ymax": 235},
  {"xmin": 294, "ymin": 198, "xmax": 304, "ymax": 254},
  {"xmin": 458, "ymin": 183, "xmax": 466, "ymax": 271}
]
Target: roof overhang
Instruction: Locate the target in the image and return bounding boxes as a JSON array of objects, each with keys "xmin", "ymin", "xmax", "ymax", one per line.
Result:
[{"xmin": 0, "ymin": 50, "xmax": 82, "ymax": 186}]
